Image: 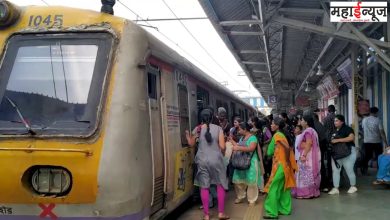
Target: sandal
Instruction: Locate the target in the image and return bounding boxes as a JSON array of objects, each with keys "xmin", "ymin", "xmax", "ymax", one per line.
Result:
[
  {"xmin": 218, "ymin": 215, "xmax": 230, "ymax": 220},
  {"xmin": 203, "ymin": 215, "xmax": 210, "ymax": 220},
  {"xmin": 263, "ymin": 215, "xmax": 278, "ymax": 219},
  {"xmin": 234, "ymin": 198, "xmax": 243, "ymax": 204},
  {"xmin": 278, "ymin": 212, "xmax": 291, "ymax": 216}
]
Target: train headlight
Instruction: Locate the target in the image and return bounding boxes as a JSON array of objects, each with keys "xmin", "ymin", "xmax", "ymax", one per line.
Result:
[
  {"xmin": 31, "ymin": 168, "xmax": 72, "ymax": 195},
  {"xmin": 0, "ymin": 1, "xmax": 20, "ymax": 29}
]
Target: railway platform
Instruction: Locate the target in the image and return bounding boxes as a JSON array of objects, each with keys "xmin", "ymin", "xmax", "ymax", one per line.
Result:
[{"xmin": 172, "ymin": 169, "xmax": 390, "ymax": 220}]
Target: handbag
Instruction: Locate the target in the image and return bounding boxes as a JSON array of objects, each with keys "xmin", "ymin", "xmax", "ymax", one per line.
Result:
[
  {"xmin": 331, "ymin": 142, "xmax": 351, "ymax": 161},
  {"xmin": 231, "ymin": 148, "xmax": 256, "ymax": 170}
]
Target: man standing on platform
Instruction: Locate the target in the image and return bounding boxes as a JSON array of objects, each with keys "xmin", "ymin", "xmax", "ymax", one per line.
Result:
[
  {"xmin": 362, "ymin": 107, "xmax": 389, "ymax": 175},
  {"xmin": 313, "ymin": 109, "xmax": 331, "ymax": 192},
  {"xmin": 322, "ymin": 105, "xmax": 336, "ymax": 191},
  {"xmin": 217, "ymin": 107, "xmax": 231, "ymax": 138}
]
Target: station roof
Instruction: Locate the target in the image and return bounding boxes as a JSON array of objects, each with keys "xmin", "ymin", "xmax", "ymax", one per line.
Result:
[{"xmin": 199, "ymin": 0, "xmax": 388, "ymax": 112}]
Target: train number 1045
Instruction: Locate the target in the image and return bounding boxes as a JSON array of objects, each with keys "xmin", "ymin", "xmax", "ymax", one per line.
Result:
[{"xmin": 28, "ymin": 15, "xmax": 63, "ymax": 27}]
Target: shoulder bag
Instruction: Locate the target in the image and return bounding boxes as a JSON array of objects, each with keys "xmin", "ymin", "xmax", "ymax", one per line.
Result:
[
  {"xmin": 331, "ymin": 142, "xmax": 351, "ymax": 167},
  {"xmin": 231, "ymin": 138, "xmax": 257, "ymax": 170}
]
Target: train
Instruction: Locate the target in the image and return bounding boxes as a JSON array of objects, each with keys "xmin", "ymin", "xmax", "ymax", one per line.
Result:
[{"xmin": 0, "ymin": 1, "xmax": 256, "ymax": 219}]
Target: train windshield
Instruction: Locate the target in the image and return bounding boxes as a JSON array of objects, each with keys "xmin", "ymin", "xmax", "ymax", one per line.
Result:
[{"xmin": 0, "ymin": 33, "xmax": 113, "ymax": 136}]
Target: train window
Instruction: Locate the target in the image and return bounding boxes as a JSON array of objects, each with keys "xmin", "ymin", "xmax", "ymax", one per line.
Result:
[
  {"xmin": 0, "ymin": 33, "xmax": 113, "ymax": 136},
  {"xmin": 216, "ymin": 99, "xmax": 223, "ymax": 109},
  {"xmin": 244, "ymin": 109, "xmax": 249, "ymax": 122},
  {"xmin": 178, "ymin": 85, "xmax": 190, "ymax": 146},
  {"xmin": 148, "ymin": 73, "xmax": 157, "ymax": 99},
  {"xmin": 196, "ymin": 86, "xmax": 209, "ymax": 112}
]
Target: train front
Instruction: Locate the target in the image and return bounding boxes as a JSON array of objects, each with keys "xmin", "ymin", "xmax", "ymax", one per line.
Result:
[{"xmin": 0, "ymin": 1, "xmax": 151, "ymax": 219}]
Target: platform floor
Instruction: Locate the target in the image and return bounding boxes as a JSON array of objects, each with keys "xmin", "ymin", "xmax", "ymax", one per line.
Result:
[{"xmin": 173, "ymin": 170, "xmax": 390, "ymax": 220}]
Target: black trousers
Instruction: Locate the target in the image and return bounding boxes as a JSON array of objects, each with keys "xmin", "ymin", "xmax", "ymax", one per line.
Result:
[
  {"xmin": 320, "ymin": 139, "xmax": 332, "ymax": 189},
  {"xmin": 362, "ymin": 143, "xmax": 383, "ymax": 169},
  {"xmin": 261, "ymin": 157, "xmax": 272, "ymax": 183}
]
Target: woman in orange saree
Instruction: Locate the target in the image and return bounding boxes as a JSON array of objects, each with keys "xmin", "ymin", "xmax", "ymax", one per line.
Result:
[{"xmin": 263, "ymin": 117, "xmax": 297, "ymax": 219}]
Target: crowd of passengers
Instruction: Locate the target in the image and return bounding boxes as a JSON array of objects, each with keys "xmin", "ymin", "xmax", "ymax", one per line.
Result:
[{"xmin": 185, "ymin": 105, "xmax": 390, "ymax": 220}]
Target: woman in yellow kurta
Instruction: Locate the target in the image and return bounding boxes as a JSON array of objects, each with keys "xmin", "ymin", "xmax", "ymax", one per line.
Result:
[{"xmin": 263, "ymin": 117, "xmax": 297, "ymax": 219}]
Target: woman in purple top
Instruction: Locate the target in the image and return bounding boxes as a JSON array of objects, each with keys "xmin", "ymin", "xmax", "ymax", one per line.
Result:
[
  {"xmin": 263, "ymin": 123, "xmax": 272, "ymax": 146},
  {"xmin": 292, "ymin": 115, "xmax": 321, "ymax": 199},
  {"xmin": 262, "ymin": 118, "xmax": 273, "ymax": 179}
]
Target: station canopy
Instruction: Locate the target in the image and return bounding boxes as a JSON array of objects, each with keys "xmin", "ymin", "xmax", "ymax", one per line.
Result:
[{"xmin": 199, "ymin": 0, "xmax": 389, "ymax": 112}]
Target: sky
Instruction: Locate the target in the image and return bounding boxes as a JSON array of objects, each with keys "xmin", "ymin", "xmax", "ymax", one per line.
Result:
[{"xmin": 8, "ymin": 0, "xmax": 262, "ymax": 98}]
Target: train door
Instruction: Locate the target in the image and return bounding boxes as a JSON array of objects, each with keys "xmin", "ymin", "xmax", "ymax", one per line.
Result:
[
  {"xmin": 230, "ymin": 102, "xmax": 236, "ymax": 122},
  {"xmin": 147, "ymin": 66, "xmax": 165, "ymax": 214},
  {"xmin": 178, "ymin": 84, "xmax": 190, "ymax": 146}
]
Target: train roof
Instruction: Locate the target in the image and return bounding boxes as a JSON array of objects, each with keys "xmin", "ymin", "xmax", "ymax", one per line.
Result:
[{"xmin": 145, "ymin": 28, "xmax": 255, "ymax": 112}]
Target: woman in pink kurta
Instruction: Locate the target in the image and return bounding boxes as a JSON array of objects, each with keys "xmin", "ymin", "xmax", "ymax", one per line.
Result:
[{"xmin": 292, "ymin": 115, "xmax": 321, "ymax": 199}]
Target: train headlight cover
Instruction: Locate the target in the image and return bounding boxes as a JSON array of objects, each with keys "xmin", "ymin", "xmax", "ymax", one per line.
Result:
[
  {"xmin": 31, "ymin": 168, "xmax": 72, "ymax": 195},
  {"xmin": 0, "ymin": 1, "xmax": 20, "ymax": 28}
]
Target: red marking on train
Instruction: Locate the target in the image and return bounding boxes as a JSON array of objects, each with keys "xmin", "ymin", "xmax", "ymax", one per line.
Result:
[
  {"xmin": 39, "ymin": 203, "xmax": 57, "ymax": 219},
  {"xmin": 148, "ymin": 56, "xmax": 174, "ymax": 72}
]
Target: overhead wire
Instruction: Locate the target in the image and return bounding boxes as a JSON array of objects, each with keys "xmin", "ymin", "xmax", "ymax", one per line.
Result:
[
  {"xmin": 117, "ymin": 0, "xmax": 143, "ymax": 21},
  {"xmin": 39, "ymin": 0, "xmax": 218, "ymax": 90},
  {"xmin": 117, "ymin": 0, "xmax": 216, "ymax": 75},
  {"xmin": 40, "ymin": 0, "xmax": 49, "ymax": 6},
  {"xmin": 119, "ymin": 0, "xmax": 251, "ymax": 93},
  {"xmin": 161, "ymin": 0, "xmax": 251, "ymax": 91},
  {"xmin": 40, "ymin": 0, "xmax": 254, "ymax": 95}
]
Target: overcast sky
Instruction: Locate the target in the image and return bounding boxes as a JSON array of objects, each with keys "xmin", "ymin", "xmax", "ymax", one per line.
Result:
[{"xmin": 9, "ymin": 0, "xmax": 261, "ymax": 98}]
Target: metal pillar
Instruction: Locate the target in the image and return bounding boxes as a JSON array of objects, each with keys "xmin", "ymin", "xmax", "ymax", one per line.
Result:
[
  {"xmin": 387, "ymin": 17, "xmax": 390, "ymax": 43},
  {"xmin": 258, "ymin": 0, "xmax": 275, "ymax": 94},
  {"xmin": 351, "ymin": 45, "xmax": 359, "ymax": 146},
  {"xmin": 384, "ymin": 20, "xmax": 390, "ymax": 138}
]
